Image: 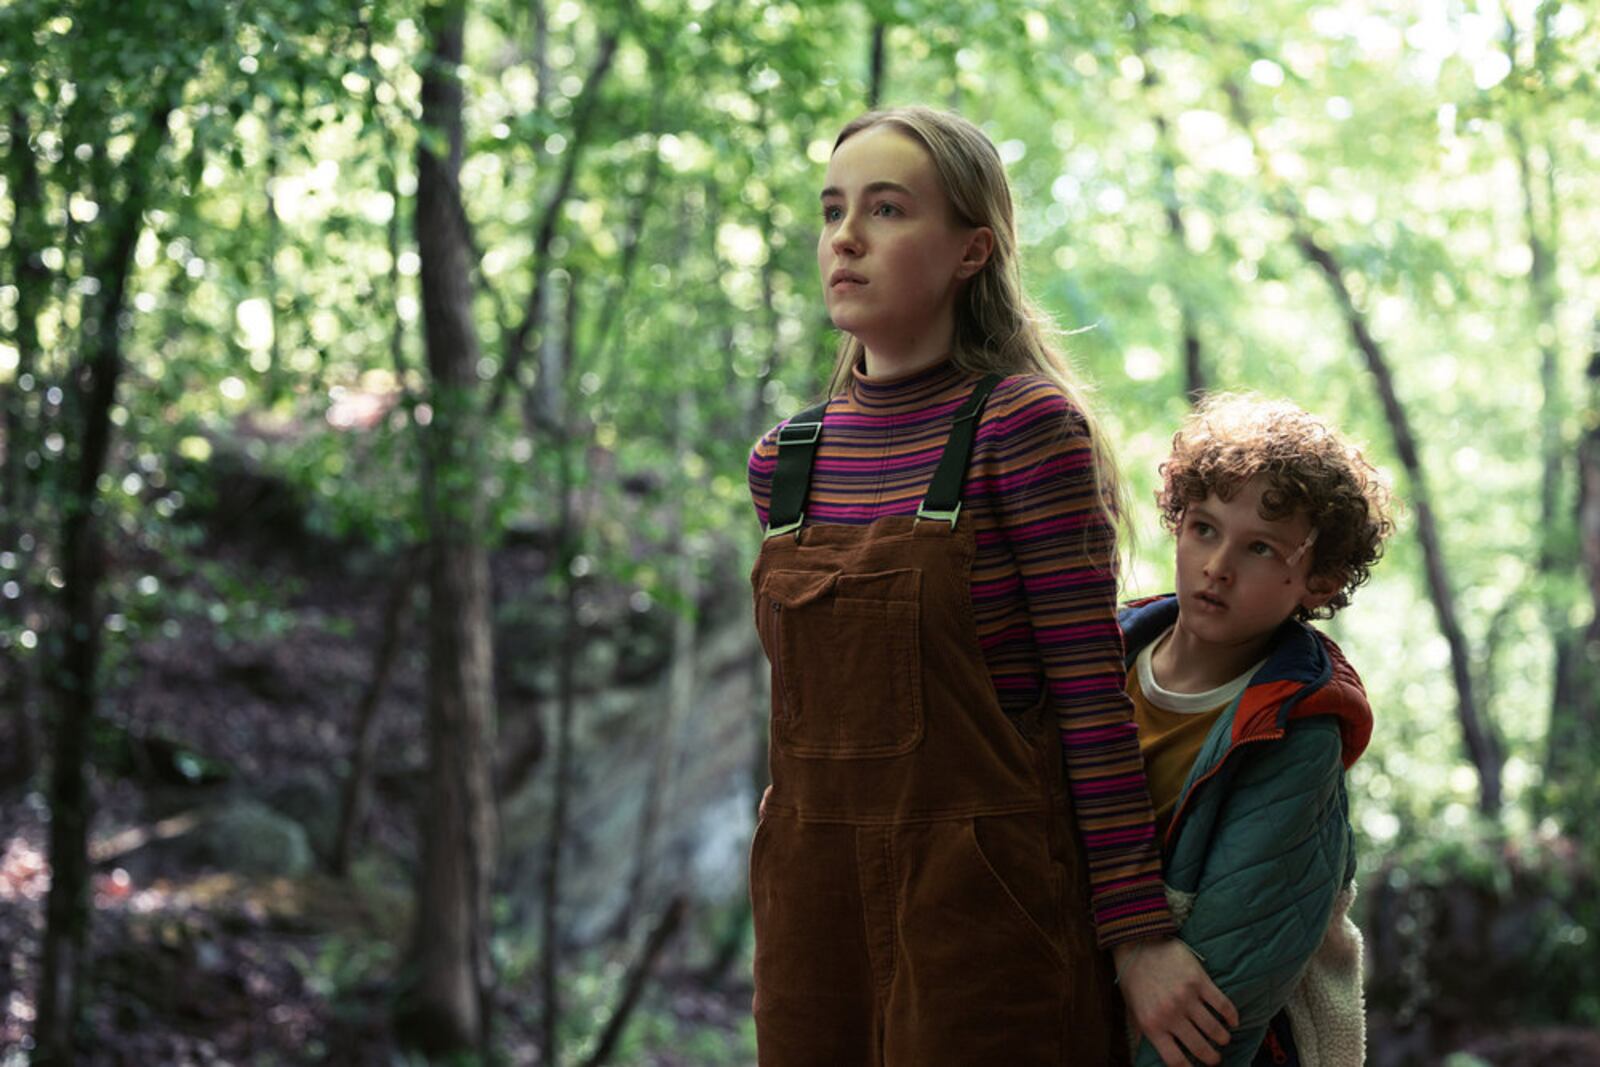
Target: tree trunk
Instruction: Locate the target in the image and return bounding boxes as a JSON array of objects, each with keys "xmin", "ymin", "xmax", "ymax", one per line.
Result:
[
  {"xmin": 1130, "ymin": 16, "xmax": 1206, "ymax": 402},
  {"xmin": 1, "ymin": 104, "xmax": 45, "ymax": 548},
  {"xmin": 1547, "ymin": 325, "xmax": 1600, "ymax": 811},
  {"xmin": 698, "ymin": 646, "xmax": 765, "ymax": 987},
  {"xmin": 33, "ymin": 98, "xmax": 173, "ymax": 1067},
  {"xmin": 588, "ymin": 81, "xmax": 664, "ymax": 374},
  {"xmin": 1503, "ymin": 10, "xmax": 1565, "ymax": 573},
  {"xmin": 332, "ymin": 29, "xmax": 423, "ymax": 880},
  {"xmin": 578, "ymin": 897, "xmax": 687, "ymax": 1067},
  {"xmin": 539, "ymin": 270, "xmax": 580, "ymax": 1067},
  {"xmin": 618, "ymin": 389, "xmax": 698, "ymax": 938},
  {"xmin": 332, "ymin": 548, "xmax": 418, "ymax": 877},
  {"xmin": 1514, "ymin": 128, "xmax": 1562, "ymax": 571},
  {"xmin": 397, "ymin": 1, "xmax": 499, "ymax": 1055},
  {"xmin": 0, "ymin": 102, "xmax": 48, "ymax": 794},
  {"xmin": 494, "ymin": 706, "xmax": 547, "ymax": 805},
  {"xmin": 359, "ymin": 7, "xmax": 410, "ymax": 393},
  {"xmin": 1158, "ymin": 147, "xmax": 1205, "ymax": 402},
  {"xmin": 1219, "ymin": 79, "xmax": 1503, "ymax": 814},
  {"xmin": 1288, "ymin": 226, "xmax": 1502, "ymax": 813},
  {"xmin": 492, "ymin": 28, "xmax": 619, "ymax": 420},
  {"xmin": 1576, "ymin": 330, "xmax": 1600, "ymax": 702},
  {"xmin": 868, "ymin": 21, "xmax": 887, "ymax": 108},
  {"xmin": 263, "ymin": 104, "xmax": 284, "ymax": 406},
  {"xmin": 696, "ymin": 175, "xmax": 781, "ymax": 987},
  {"xmin": 1501, "ymin": 13, "xmax": 1592, "ymax": 815}
]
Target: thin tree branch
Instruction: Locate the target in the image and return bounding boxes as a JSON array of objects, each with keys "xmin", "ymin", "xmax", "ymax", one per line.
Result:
[
  {"xmin": 492, "ymin": 28, "xmax": 621, "ymax": 419},
  {"xmin": 1219, "ymin": 74, "xmax": 1503, "ymax": 813},
  {"xmin": 577, "ymin": 896, "xmax": 687, "ymax": 1067}
]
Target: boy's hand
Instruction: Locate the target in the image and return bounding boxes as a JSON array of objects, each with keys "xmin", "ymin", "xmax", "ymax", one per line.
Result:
[
  {"xmin": 1114, "ymin": 936, "xmax": 1238, "ymax": 1066},
  {"xmin": 758, "ymin": 785, "xmax": 771, "ymax": 820}
]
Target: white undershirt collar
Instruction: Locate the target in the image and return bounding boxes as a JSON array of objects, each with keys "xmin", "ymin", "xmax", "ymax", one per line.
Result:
[{"xmin": 1137, "ymin": 626, "xmax": 1267, "ymax": 715}]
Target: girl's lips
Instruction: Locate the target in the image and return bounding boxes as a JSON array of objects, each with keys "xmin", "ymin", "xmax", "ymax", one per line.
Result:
[{"xmin": 1193, "ymin": 591, "xmax": 1228, "ymax": 612}]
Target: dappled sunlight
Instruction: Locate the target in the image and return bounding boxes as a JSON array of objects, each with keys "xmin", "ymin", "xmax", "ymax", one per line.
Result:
[
  {"xmin": 2, "ymin": 0, "xmax": 1597, "ymax": 1061},
  {"xmin": 0, "ymin": 809, "xmax": 407, "ymax": 1062},
  {"xmin": 0, "ymin": 836, "xmax": 49, "ymax": 905},
  {"xmin": 325, "ymin": 385, "xmax": 400, "ymax": 431}
]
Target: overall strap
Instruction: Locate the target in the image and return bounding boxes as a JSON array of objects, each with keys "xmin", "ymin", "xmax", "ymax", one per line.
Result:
[
  {"xmin": 916, "ymin": 373, "xmax": 1002, "ymax": 530},
  {"xmin": 763, "ymin": 398, "xmax": 831, "ymax": 540}
]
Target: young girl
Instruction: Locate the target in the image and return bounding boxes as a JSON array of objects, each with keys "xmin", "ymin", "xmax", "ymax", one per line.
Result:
[{"xmin": 747, "ymin": 106, "xmax": 1235, "ymax": 1066}]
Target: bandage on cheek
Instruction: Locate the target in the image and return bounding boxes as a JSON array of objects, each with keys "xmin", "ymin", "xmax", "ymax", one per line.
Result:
[{"xmin": 1285, "ymin": 527, "xmax": 1319, "ymax": 568}]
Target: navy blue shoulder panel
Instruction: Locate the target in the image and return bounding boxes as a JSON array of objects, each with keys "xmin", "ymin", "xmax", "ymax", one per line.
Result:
[
  {"xmin": 1117, "ymin": 595, "xmax": 1179, "ymax": 667},
  {"xmin": 1249, "ymin": 620, "xmax": 1333, "ymax": 728}
]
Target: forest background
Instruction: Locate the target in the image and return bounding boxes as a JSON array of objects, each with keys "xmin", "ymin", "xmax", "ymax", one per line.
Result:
[{"xmin": 1, "ymin": 0, "xmax": 1598, "ymax": 1064}]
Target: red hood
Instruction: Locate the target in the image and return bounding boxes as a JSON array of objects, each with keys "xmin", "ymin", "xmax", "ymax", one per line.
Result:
[{"xmin": 1231, "ymin": 632, "xmax": 1371, "ymax": 769}]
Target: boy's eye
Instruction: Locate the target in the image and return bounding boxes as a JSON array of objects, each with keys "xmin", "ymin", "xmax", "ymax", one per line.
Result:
[
  {"xmin": 1189, "ymin": 520, "xmax": 1215, "ymax": 537},
  {"xmin": 1249, "ymin": 541, "xmax": 1277, "ymax": 559}
]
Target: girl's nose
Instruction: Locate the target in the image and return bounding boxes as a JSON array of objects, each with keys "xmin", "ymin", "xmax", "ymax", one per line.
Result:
[{"xmin": 832, "ymin": 214, "xmax": 863, "ymax": 256}]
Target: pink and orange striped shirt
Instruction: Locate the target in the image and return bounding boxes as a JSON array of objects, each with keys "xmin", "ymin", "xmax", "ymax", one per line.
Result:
[{"xmin": 748, "ymin": 358, "xmax": 1174, "ymax": 947}]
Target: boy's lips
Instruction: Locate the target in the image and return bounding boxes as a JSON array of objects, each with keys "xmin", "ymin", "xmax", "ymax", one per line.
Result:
[{"xmin": 1192, "ymin": 590, "xmax": 1228, "ymax": 612}]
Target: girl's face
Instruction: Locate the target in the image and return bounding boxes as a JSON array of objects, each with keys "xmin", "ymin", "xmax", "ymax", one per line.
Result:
[{"xmin": 817, "ymin": 126, "xmax": 991, "ymax": 373}]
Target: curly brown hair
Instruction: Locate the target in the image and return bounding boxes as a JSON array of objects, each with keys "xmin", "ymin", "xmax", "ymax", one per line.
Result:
[{"xmin": 1157, "ymin": 393, "xmax": 1397, "ymax": 620}]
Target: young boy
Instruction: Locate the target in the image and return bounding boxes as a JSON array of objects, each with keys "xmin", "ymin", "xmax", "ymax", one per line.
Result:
[{"xmin": 1120, "ymin": 393, "xmax": 1394, "ymax": 1067}]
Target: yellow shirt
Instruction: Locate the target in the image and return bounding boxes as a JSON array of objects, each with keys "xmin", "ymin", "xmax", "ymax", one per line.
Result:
[{"xmin": 1127, "ymin": 628, "xmax": 1264, "ymax": 841}]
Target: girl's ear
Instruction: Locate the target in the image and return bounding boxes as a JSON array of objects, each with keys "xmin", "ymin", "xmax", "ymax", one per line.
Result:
[{"xmin": 954, "ymin": 226, "xmax": 995, "ymax": 279}]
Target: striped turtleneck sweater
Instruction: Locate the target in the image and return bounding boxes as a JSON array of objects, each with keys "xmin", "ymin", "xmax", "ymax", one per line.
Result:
[{"xmin": 747, "ymin": 358, "xmax": 1174, "ymax": 948}]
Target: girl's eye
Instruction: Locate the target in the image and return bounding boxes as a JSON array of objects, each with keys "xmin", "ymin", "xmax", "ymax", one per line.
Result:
[
  {"xmin": 873, "ymin": 202, "xmax": 901, "ymax": 217},
  {"xmin": 1249, "ymin": 542, "xmax": 1277, "ymax": 559},
  {"xmin": 822, "ymin": 205, "xmax": 843, "ymax": 223}
]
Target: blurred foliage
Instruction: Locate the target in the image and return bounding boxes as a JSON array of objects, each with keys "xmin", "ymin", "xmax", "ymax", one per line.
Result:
[
  {"xmin": 3, "ymin": 0, "xmax": 1600, "ymax": 1055},
  {"xmin": 551, "ymin": 942, "xmax": 758, "ymax": 1065},
  {"xmin": 1365, "ymin": 821, "xmax": 1600, "ymax": 1040}
]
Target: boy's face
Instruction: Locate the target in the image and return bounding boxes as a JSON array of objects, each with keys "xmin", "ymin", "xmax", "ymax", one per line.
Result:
[{"xmin": 1173, "ymin": 474, "xmax": 1335, "ymax": 654}]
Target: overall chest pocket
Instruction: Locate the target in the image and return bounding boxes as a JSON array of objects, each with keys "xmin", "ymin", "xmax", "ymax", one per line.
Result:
[{"xmin": 758, "ymin": 567, "xmax": 924, "ymax": 759}]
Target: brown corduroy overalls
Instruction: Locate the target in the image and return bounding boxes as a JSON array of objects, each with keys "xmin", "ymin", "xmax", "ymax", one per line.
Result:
[{"xmin": 749, "ymin": 376, "xmax": 1124, "ymax": 1067}]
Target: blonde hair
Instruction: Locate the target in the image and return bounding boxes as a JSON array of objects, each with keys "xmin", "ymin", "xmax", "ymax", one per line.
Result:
[{"xmin": 824, "ymin": 106, "xmax": 1126, "ymax": 552}]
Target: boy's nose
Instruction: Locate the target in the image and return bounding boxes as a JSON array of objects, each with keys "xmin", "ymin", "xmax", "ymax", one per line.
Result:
[{"xmin": 1203, "ymin": 552, "xmax": 1233, "ymax": 583}]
